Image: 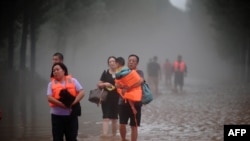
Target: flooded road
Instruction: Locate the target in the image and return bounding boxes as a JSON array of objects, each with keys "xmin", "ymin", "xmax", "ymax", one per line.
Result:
[
  {"xmin": 138, "ymin": 79, "xmax": 250, "ymax": 141},
  {"xmin": 0, "ymin": 78, "xmax": 250, "ymax": 141}
]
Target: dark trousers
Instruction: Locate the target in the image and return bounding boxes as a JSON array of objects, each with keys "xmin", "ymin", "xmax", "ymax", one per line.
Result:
[{"xmin": 51, "ymin": 114, "xmax": 78, "ymax": 141}]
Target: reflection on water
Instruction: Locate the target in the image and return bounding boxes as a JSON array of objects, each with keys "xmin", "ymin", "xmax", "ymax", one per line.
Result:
[
  {"xmin": 1, "ymin": 76, "xmax": 250, "ymax": 141},
  {"xmin": 0, "ymin": 86, "xmax": 50, "ymax": 140},
  {"xmin": 0, "ymin": 70, "xmax": 102, "ymax": 141}
]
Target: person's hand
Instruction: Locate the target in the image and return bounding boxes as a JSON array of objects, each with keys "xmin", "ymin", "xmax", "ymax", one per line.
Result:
[
  {"xmin": 121, "ymin": 88, "xmax": 128, "ymax": 96},
  {"xmin": 105, "ymin": 82, "xmax": 112, "ymax": 87},
  {"xmin": 115, "ymin": 83, "xmax": 122, "ymax": 88},
  {"xmin": 106, "ymin": 83, "xmax": 115, "ymax": 91},
  {"xmin": 59, "ymin": 102, "xmax": 67, "ymax": 108},
  {"xmin": 70, "ymin": 101, "xmax": 76, "ymax": 108}
]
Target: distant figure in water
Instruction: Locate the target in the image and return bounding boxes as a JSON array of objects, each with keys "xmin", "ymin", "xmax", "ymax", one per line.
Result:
[
  {"xmin": 163, "ymin": 58, "xmax": 173, "ymax": 87},
  {"xmin": 147, "ymin": 56, "xmax": 161, "ymax": 96},
  {"xmin": 173, "ymin": 55, "xmax": 187, "ymax": 93}
]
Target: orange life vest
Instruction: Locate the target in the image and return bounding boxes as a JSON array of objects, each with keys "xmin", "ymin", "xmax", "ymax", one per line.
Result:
[
  {"xmin": 50, "ymin": 75, "xmax": 77, "ymax": 107},
  {"xmin": 115, "ymin": 70, "xmax": 142, "ymax": 102},
  {"xmin": 174, "ymin": 61, "xmax": 186, "ymax": 72}
]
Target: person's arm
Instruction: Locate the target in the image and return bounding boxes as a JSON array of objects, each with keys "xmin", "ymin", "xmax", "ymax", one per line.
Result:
[
  {"xmin": 115, "ymin": 81, "xmax": 123, "ymax": 89},
  {"xmin": 117, "ymin": 70, "xmax": 144, "ymax": 94},
  {"xmin": 71, "ymin": 89, "xmax": 84, "ymax": 106},
  {"xmin": 128, "ymin": 70, "xmax": 145, "ymax": 89},
  {"xmin": 98, "ymin": 81, "xmax": 113, "ymax": 88},
  {"xmin": 125, "ymin": 77, "xmax": 143, "ymax": 92},
  {"xmin": 47, "ymin": 82, "xmax": 66, "ymax": 108},
  {"xmin": 97, "ymin": 70, "xmax": 113, "ymax": 88},
  {"xmin": 47, "ymin": 95, "xmax": 66, "ymax": 108},
  {"xmin": 71, "ymin": 78, "xmax": 85, "ymax": 106}
]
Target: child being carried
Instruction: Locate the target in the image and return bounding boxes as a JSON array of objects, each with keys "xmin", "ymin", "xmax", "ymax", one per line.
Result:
[{"xmin": 114, "ymin": 57, "xmax": 143, "ymax": 114}]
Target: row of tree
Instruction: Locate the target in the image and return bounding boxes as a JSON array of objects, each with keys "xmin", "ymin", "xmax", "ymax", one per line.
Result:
[
  {"xmin": 1, "ymin": 0, "xmax": 49, "ymax": 71},
  {"xmin": 0, "ymin": 0, "xmax": 171, "ymax": 72},
  {"xmin": 0, "ymin": 0, "xmax": 98, "ymax": 71},
  {"xmin": 188, "ymin": 0, "xmax": 250, "ymax": 82},
  {"xmin": 1, "ymin": 0, "xmax": 250, "ymax": 82}
]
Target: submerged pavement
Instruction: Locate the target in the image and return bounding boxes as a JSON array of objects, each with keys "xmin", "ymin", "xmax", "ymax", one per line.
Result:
[{"xmin": 0, "ymin": 78, "xmax": 250, "ymax": 141}]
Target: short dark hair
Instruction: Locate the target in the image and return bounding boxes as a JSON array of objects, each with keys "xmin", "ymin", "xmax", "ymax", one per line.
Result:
[
  {"xmin": 50, "ymin": 62, "xmax": 68, "ymax": 78},
  {"xmin": 53, "ymin": 52, "xmax": 64, "ymax": 61},
  {"xmin": 128, "ymin": 54, "xmax": 139, "ymax": 63},
  {"xmin": 107, "ymin": 56, "xmax": 116, "ymax": 65},
  {"xmin": 116, "ymin": 57, "xmax": 125, "ymax": 66}
]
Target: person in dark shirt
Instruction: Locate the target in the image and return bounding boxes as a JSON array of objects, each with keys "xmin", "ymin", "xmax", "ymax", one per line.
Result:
[
  {"xmin": 97, "ymin": 56, "xmax": 120, "ymax": 138},
  {"xmin": 147, "ymin": 56, "xmax": 161, "ymax": 95}
]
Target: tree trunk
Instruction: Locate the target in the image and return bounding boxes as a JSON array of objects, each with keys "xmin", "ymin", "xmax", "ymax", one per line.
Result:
[
  {"xmin": 245, "ymin": 35, "xmax": 250, "ymax": 82},
  {"xmin": 8, "ymin": 18, "xmax": 14, "ymax": 70},
  {"xmin": 30, "ymin": 20, "xmax": 36, "ymax": 72},
  {"xmin": 20, "ymin": 3, "xmax": 29, "ymax": 70}
]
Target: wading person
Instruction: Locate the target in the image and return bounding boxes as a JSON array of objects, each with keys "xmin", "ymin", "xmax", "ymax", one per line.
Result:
[
  {"xmin": 147, "ymin": 56, "xmax": 161, "ymax": 96},
  {"xmin": 51, "ymin": 52, "xmax": 82, "ymax": 116},
  {"xmin": 97, "ymin": 56, "xmax": 120, "ymax": 138},
  {"xmin": 163, "ymin": 58, "xmax": 173, "ymax": 87},
  {"xmin": 47, "ymin": 63, "xmax": 84, "ymax": 141},
  {"xmin": 115, "ymin": 55, "xmax": 144, "ymax": 141},
  {"xmin": 173, "ymin": 55, "xmax": 187, "ymax": 93}
]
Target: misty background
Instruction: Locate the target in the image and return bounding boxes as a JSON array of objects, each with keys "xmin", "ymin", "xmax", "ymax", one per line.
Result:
[
  {"xmin": 29, "ymin": 0, "xmax": 241, "ymax": 87},
  {"xmin": 0, "ymin": 0, "xmax": 250, "ymax": 140},
  {"xmin": 1, "ymin": 0, "xmax": 249, "ymax": 89},
  {"xmin": 36, "ymin": 0, "xmax": 229, "ymax": 86}
]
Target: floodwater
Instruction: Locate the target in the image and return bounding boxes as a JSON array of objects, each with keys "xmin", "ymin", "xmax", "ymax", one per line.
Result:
[{"xmin": 0, "ymin": 77, "xmax": 250, "ymax": 141}]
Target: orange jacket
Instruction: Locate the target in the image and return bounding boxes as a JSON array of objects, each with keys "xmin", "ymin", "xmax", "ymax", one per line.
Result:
[
  {"xmin": 115, "ymin": 70, "xmax": 142, "ymax": 102},
  {"xmin": 173, "ymin": 61, "xmax": 186, "ymax": 73},
  {"xmin": 50, "ymin": 75, "xmax": 77, "ymax": 107}
]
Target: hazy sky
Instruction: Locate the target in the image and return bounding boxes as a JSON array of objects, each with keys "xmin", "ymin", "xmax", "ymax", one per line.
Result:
[
  {"xmin": 35, "ymin": 0, "xmax": 235, "ymax": 91},
  {"xmin": 169, "ymin": 0, "xmax": 188, "ymax": 11}
]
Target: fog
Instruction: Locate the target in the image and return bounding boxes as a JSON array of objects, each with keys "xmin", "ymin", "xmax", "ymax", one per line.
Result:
[
  {"xmin": 36, "ymin": 0, "xmax": 234, "ymax": 91},
  {"xmin": 0, "ymin": 0, "xmax": 243, "ymax": 139},
  {"xmin": 30, "ymin": 2, "xmax": 239, "ymax": 127}
]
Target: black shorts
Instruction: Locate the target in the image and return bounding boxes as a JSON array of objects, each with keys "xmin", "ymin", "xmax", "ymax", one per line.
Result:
[{"xmin": 118, "ymin": 104, "xmax": 141, "ymax": 127}]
